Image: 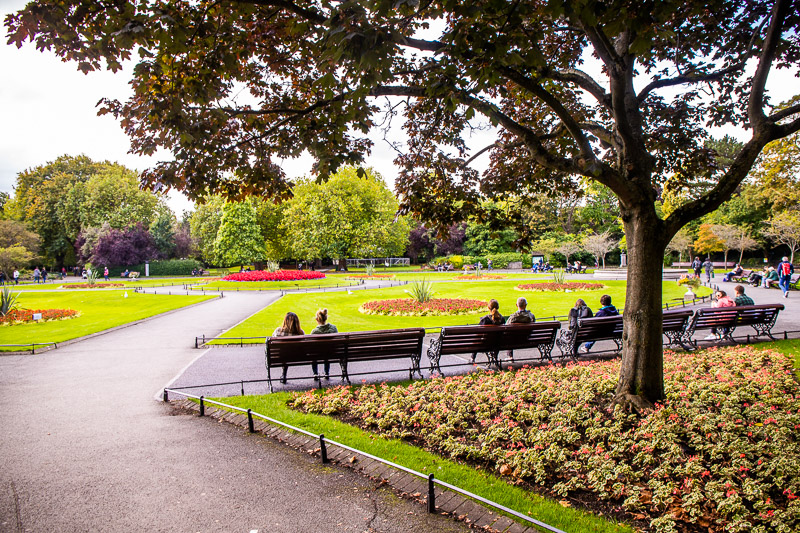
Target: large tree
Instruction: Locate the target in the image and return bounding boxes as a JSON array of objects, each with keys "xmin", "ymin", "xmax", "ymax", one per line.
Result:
[
  {"xmin": 8, "ymin": 1, "xmax": 800, "ymax": 408},
  {"xmin": 282, "ymin": 167, "xmax": 409, "ymax": 269}
]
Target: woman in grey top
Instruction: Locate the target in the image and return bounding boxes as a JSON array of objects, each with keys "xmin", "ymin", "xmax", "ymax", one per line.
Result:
[{"xmin": 310, "ymin": 308, "xmax": 338, "ymax": 380}]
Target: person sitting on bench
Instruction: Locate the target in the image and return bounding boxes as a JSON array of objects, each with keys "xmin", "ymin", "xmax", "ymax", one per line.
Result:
[
  {"xmin": 504, "ymin": 297, "xmax": 535, "ymax": 362},
  {"xmin": 272, "ymin": 312, "xmax": 305, "ymax": 383},
  {"xmin": 310, "ymin": 308, "xmax": 338, "ymax": 380},
  {"xmin": 581, "ymin": 294, "xmax": 618, "ymax": 353},
  {"xmin": 703, "ymin": 290, "xmax": 736, "ymax": 340},
  {"xmin": 723, "ymin": 264, "xmax": 743, "ymax": 282}
]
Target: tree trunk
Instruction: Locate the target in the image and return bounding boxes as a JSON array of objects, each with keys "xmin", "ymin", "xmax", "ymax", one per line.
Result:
[
  {"xmin": 338, "ymin": 258, "xmax": 348, "ymax": 271},
  {"xmin": 615, "ymin": 208, "xmax": 667, "ymax": 411}
]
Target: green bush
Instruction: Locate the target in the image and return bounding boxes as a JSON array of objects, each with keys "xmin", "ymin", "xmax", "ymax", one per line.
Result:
[
  {"xmin": 109, "ymin": 259, "xmax": 202, "ymax": 277},
  {"xmin": 486, "ymin": 252, "xmax": 532, "ymax": 268}
]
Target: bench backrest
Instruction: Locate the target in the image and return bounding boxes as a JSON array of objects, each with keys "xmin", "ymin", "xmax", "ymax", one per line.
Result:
[
  {"xmin": 573, "ymin": 315, "xmax": 623, "ymax": 344},
  {"xmin": 733, "ymin": 304, "xmax": 784, "ymax": 327},
  {"xmin": 692, "ymin": 304, "xmax": 784, "ymax": 331},
  {"xmin": 662, "ymin": 310, "xmax": 693, "ymax": 333},
  {"xmin": 437, "ymin": 322, "xmax": 561, "ymax": 354},
  {"xmin": 266, "ymin": 328, "xmax": 425, "ymax": 366}
]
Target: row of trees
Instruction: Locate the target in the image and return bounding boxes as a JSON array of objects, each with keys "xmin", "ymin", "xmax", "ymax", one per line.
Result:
[
  {"xmin": 190, "ymin": 167, "xmax": 409, "ymax": 269},
  {"xmin": 2, "ymin": 155, "xmax": 193, "ymax": 273}
]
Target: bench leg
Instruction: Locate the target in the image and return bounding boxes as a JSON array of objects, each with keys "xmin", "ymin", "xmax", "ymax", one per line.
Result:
[
  {"xmin": 536, "ymin": 343, "xmax": 555, "ymax": 364},
  {"xmin": 339, "ymin": 361, "xmax": 350, "ymax": 385},
  {"xmin": 426, "ymin": 338, "xmax": 442, "ymax": 374},
  {"xmin": 411, "ymin": 354, "xmax": 424, "ymax": 379}
]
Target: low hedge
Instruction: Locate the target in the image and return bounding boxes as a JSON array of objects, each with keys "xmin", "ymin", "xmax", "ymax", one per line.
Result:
[{"xmin": 108, "ymin": 259, "xmax": 202, "ymax": 277}]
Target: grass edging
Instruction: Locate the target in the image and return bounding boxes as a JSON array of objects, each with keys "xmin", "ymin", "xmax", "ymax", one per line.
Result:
[{"xmin": 196, "ymin": 392, "xmax": 633, "ymax": 533}]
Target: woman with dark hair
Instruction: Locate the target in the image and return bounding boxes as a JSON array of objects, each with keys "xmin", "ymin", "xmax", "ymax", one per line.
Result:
[
  {"xmin": 273, "ymin": 312, "xmax": 305, "ymax": 383},
  {"xmin": 310, "ymin": 308, "xmax": 338, "ymax": 380},
  {"xmin": 471, "ymin": 299, "xmax": 505, "ymax": 364}
]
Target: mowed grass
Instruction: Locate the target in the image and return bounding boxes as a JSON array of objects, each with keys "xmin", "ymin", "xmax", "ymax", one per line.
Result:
[
  {"xmin": 217, "ymin": 391, "xmax": 634, "ymax": 533},
  {"xmin": 214, "ymin": 280, "xmax": 711, "ymax": 343},
  {"xmin": 329, "ymin": 271, "xmax": 555, "ymax": 281},
  {"xmin": 7, "ymin": 277, "xmax": 219, "ymax": 291},
  {"xmin": 0, "ymin": 291, "xmax": 214, "ymax": 349}
]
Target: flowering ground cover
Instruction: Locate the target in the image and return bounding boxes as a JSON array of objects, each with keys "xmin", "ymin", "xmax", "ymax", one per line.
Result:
[
  {"xmin": 62, "ymin": 282, "xmax": 126, "ymax": 289},
  {"xmin": 359, "ymin": 298, "xmax": 486, "ymax": 316},
  {"xmin": 345, "ymin": 274, "xmax": 396, "ymax": 279},
  {"xmin": 197, "ymin": 278, "xmax": 360, "ymax": 290},
  {"xmin": 454, "ymin": 274, "xmax": 508, "ymax": 280},
  {"xmin": 517, "ymin": 282, "xmax": 605, "ymax": 291},
  {"xmin": 223, "ymin": 269, "xmax": 326, "ymax": 282},
  {"xmin": 291, "ymin": 346, "xmax": 800, "ymax": 532},
  {"xmin": 0, "ymin": 308, "xmax": 79, "ymax": 325},
  {"xmin": 212, "ymin": 280, "xmax": 711, "ymax": 344}
]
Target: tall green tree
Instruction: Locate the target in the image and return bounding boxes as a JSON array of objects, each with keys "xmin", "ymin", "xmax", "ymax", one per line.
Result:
[
  {"xmin": 213, "ymin": 199, "xmax": 267, "ymax": 268},
  {"xmin": 189, "ymin": 196, "xmax": 225, "ymax": 265},
  {"xmin": 150, "ymin": 210, "xmax": 177, "ymax": 259},
  {"xmin": 283, "ymin": 167, "xmax": 409, "ymax": 269},
  {"xmin": 9, "ymin": 1, "xmax": 800, "ymax": 408}
]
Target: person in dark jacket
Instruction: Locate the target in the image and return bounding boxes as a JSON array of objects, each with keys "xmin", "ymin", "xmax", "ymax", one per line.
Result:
[
  {"xmin": 581, "ymin": 294, "xmax": 619, "ymax": 353},
  {"xmin": 472, "ymin": 299, "xmax": 505, "ymax": 363},
  {"xmin": 568, "ymin": 298, "xmax": 593, "ymax": 329},
  {"xmin": 310, "ymin": 308, "xmax": 338, "ymax": 380}
]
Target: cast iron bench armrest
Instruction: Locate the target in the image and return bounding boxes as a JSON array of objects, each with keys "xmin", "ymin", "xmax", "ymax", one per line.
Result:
[
  {"xmin": 557, "ymin": 315, "xmax": 624, "ymax": 361},
  {"xmin": 427, "ymin": 322, "xmax": 561, "ymax": 373},
  {"xmin": 685, "ymin": 304, "xmax": 784, "ymax": 345},
  {"xmin": 265, "ymin": 328, "xmax": 425, "ymax": 391}
]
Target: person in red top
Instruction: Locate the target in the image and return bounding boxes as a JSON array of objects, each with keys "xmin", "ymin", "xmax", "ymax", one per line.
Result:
[
  {"xmin": 777, "ymin": 256, "xmax": 794, "ymax": 298},
  {"xmin": 703, "ymin": 290, "xmax": 736, "ymax": 340}
]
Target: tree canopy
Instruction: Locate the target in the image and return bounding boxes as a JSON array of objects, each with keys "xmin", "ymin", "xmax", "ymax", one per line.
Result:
[{"xmin": 8, "ymin": 0, "xmax": 800, "ymax": 407}]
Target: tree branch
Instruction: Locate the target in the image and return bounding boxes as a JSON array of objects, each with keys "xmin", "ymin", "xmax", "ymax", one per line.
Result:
[
  {"xmin": 770, "ymin": 101, "xmax": 800, "ymax": 123},
  {"xmin": 637, "ymin": 61, "xmax": 749, "ymax": 101},
  {"xmin": 749, "ymin": 0, "xmax": 792, "ymax": 129},
  {"xmin": 545, "ymin": 68, "xmax": 611, "ymax": 108}
]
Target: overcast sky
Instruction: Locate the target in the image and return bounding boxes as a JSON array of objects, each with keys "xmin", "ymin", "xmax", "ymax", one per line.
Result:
[{"xmin": 1, "ymin": 1, "xmax": 797, "ymax": 216}]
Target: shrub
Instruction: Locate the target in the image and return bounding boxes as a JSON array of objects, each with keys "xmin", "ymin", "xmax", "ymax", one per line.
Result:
[
  {"xmin": 407, "ymin": 279, "xmax": 435, "ymax": 303},
  {"xmin": 110, "ymin": 259, "xmax": 202, "ymax": 277},
  {"xmin": 223, "ymin": 270, "xmax": 326, "ymax": 282},
  {"xmin": 0, "ymin": 287, "xmax": 20, "ymax": 316},
  {"xmin": 359, "ymin": 298, "xmax": 486, "ymax": 316}
]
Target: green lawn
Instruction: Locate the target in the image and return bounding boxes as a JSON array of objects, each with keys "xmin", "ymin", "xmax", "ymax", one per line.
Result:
[
  {"xmin": 0, "ymin": 291, "xmax": 214, "ymax": 350},
  {"xmin": 196, "ymin": 278, "xmax": 363, "ymax": 290},
  {"xmin": 6, "ymin": 277, "xmax": 221, "ymax": 291},
  {"xmin": 217, "ymin": 391, "xmax": 634, "ymax": 533},
  {"xmin": 213, "ymin": 280, "xmax": 711, "ymax": 343}
]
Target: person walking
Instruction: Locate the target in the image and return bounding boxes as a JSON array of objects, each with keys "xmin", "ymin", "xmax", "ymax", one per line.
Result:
[
  {"xmin": 33, "ymin": 267, "xmax": 41, "ymax": 284},
  {"xmin": 777, "ymin": 256, "xmax": 794, "ymax": 298},
  {"xmin": 13, "ymin": 267, "xmax": 20, "ymax": 285},
  {"xmin": 702, "ymin": 257, "xmax": 714, "ymax": 284},
  {"xmin": 104, "ymin": 266, "xmax": 110, "ymax": 281},
  {"xmin": 692, "ymin": 256, "xmax": 702, "ymax": 278}
]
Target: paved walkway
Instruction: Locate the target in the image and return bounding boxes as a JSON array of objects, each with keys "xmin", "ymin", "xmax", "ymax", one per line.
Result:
[{"xmin": 0, "ymin": 291, "xmax": 469, "ymax": 532}]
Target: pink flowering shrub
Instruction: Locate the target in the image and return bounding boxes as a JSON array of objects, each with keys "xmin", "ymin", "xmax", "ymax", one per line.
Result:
[
  {"xmin": 222, "ymin": 270, "xmax": 326, "ymax": 282},
  {"xmin": 517, "ymin": 282, "xmax": 605, "ymax": 291},
  {"xmin": 291, "ymin": 346, "xmax": 800, "ymax": 532},
  {"xmin": 62, "ymin": 283, "xmax": 126, "ymax": 289},
  {"xmin": 345, "ymin": 274, "xmax": 396, "ymax": 279},
  {"xmin": 359, "ymin": 298, "xmax": 487, "ymax": 316}
]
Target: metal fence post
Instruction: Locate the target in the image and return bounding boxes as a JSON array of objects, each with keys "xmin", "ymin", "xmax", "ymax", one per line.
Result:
[
  {"xmin": 199, "ymin": 396, "xmax": 205, "ymax": 416},
  {"xmin": 428, "ymin": 474, "xmax": 435, "ymax": 513},
  {"xmin": 241, "ymin": 381, "xmax": 245, "ymax": 396},
  {"xmin": 247, "ymin": 409, "xmax": 255, "ymax": 433},
  {"xmin": 163, "ymin": 389, "xmax": 169, "ymax": 402},
  {"xmin": 320, "ymin": 434, "xmax": 329, "ymax": 463}
]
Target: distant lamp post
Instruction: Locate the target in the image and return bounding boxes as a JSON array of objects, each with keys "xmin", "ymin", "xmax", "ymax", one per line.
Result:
[{"xmin": 620, "ymin": 252, "xmax": 627, "ymax": 267}]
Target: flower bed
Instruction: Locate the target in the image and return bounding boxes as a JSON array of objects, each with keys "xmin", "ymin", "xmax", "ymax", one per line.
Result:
[
  {"xmin": 345, "ymin": 274, "xmax": 396, "ymax": 280},
  {"xmin": 516, "ymin": 282, "xmax": 605, "ymax": 291},
  {"xmin": 291, "ymin": 346, "xmax": 800, "ymax": 532},
  {"xmin": 62, "ymin": 282, "xmax": 126, "ymax": 289},
  {"xmin": 222, "ymin": 270, "xmax": 326, "ymax": 282},
  {"xmin": 453, "ymin": 274, "xmax": 507, "ymax": 280},
  {"xmin": 359, "ymin": 298, "xmax": 487, "ymax": 316},
  {"xmin": 0, "ymin": 308, "xmax": 79, "ymax": 325}
]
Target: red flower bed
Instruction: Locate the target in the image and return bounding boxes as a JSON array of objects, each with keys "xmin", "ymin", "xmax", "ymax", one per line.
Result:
[
  {"xmin": 454, "ymin": 274, "xmax": 507, "ymax": 280},
  {"xmin": 360, "ymin": 298, "xmax": 487, "ymax": 316},
  {"xmin": 0, "ymin": 308, "xmax": 79, "ymax": 325},
  {"xmin": 62, "ymin": 283, "xmax": 126, "ymax": 289},
  {"xmin": 346, "ymin": 274, "xmax": 396, "ymax": 279},
  {"xmin": 223, "ymin": 270, "xmax": 326, "ymax": 282},
  {"xmin": 516, "ymin": 282, "xmax": 605, "ymax": 291}
]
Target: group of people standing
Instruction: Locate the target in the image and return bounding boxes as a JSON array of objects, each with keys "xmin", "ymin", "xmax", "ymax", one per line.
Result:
[{"xmin": 692, "ymin": 256, "xmax": 795, "ymax": 298}]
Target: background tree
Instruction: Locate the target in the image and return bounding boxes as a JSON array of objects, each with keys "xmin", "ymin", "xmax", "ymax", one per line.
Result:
[
  {"xmin": 712, "ymin": 225, "xmax": 746, "ymax": 267},
  {"xmin": 556, "ymin": 241, "xmax": 581, "ymax": 265},
  {"xmin": 407, "ymin": 221, "xmax": 435, "ymax": 264},
  {"xmin": 694, "ymin": 225, "xmax": 725, "ymax": 259},
  {"xmin": 189, "ymin": 196, "xmax": 225, "ymax": 265},
  {"xmin": 0, "ymin": 220, "xmax": 40, "ymax": 252},
  {"xmin": 763, "ymin": 210, "xmax": 800, "ymax": 263},
  {"xmin": 91, "ymin": 224, "xmax": 158, "ymax": 267},
  {"xmin": 0, "ymin": 245, "xmax": 34, "ymax": 277},
  {"xmin": 725, "ymin": 227, "xmax": 759, "ymax": 264},
  {"xmin": 665, "ymin": 229, "xmax": 693, "ymax": 264},
  {"xmin": 463, "ymin": 222, "xmax": 517, "ymax": 256},
  {"xmin": 10, "ymin": 0, "xmax": 800, "ymax": 408},
  {"xmin": 214, "ymin": 200, "xmax": 267, "ymax": 268},
  {"xmin": 582, "ymin": 231, "xmax": 618, "ymax": 269},
  {"xmin": 150, "ymin": 210, "xmax": 177, "ymax": 259}
]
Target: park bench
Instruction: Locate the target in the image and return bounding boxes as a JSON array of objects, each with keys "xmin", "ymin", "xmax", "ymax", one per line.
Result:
[
  {"xmin": 684, "ymin": 304, "xmax": 785, "ymax": 344},
  {"xmin": 426, "ymin": 322, "xmax": 562, "ymax": 373},
  {"xmin": 557, "ymin": 315, "xmax": 623, "ymax": 360},
  {"xmin": 730, "ymin": 269, "xmax": 752, "ymax": 282},
  {"xmin": 661, "ymin": 309, "xmax": 695, "ymax": 350},
  {"xmin": 790, "ymin": 273, "xmax": 800, "ymax": 289},
  {"xmin": 265, "ymin": 328, "xmax": 425, "ymax": 391},
  {"xmin": 128, "ymin": 271, "xmax": 140, "ymax": 280}
]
